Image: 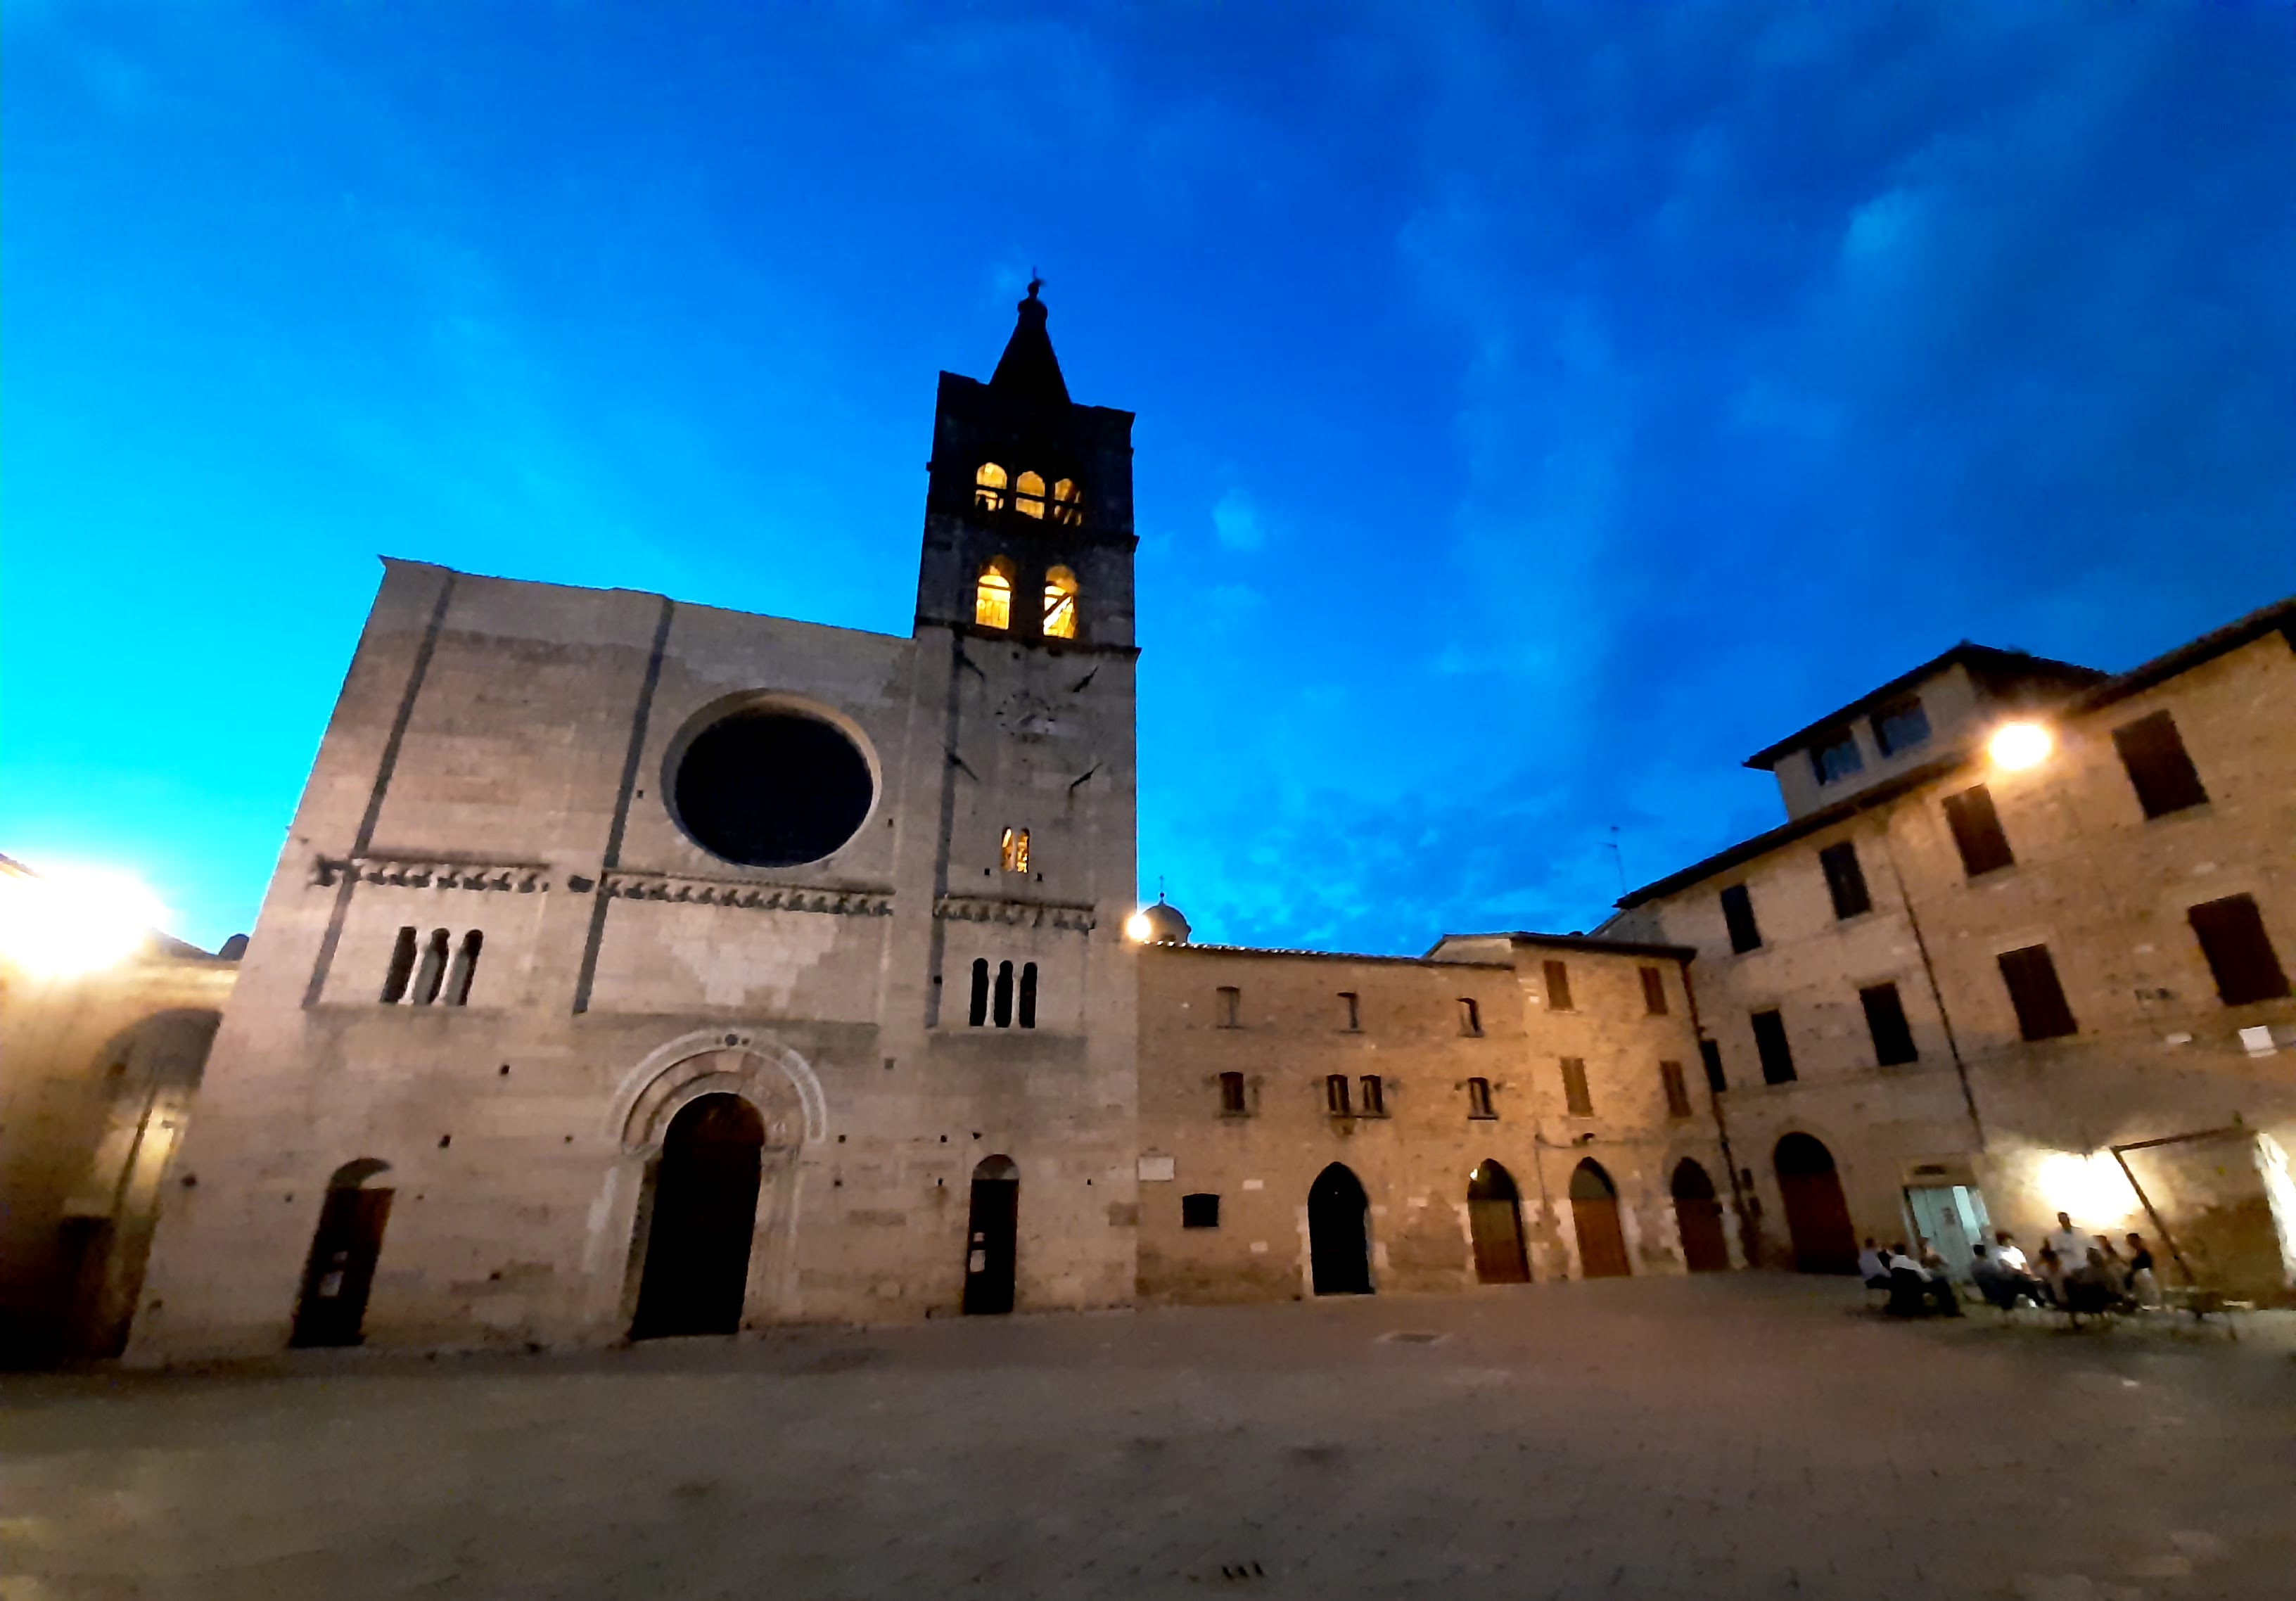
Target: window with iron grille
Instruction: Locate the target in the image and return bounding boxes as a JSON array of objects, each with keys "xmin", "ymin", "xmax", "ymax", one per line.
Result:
[
  {"xmin": 2114, "ymin": 710, "xmax": 2209, "ymax": 819},
  {"xmin": 1996, "ymin": 945, "xmax": 2077, "ymax": 1040},
  {"xmin": 2187, "ymin": 894, "xmax": 2290, "ymax": 1006}
]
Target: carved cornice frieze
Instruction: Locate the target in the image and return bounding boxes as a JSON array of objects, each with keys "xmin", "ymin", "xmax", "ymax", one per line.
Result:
[
  {"xmin": 316, "ymin": 856, "xmax": 549, "ymax": 893},
  {"xmin": 602, "ymin": 871, "xmax": 894, "ymax": 917},
  {"xmin": 933, "ymin": 894, "xmax": 1097, "ymax": 933}
]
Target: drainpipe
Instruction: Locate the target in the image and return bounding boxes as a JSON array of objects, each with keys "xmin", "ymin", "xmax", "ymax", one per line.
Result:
[
  {"xmin": 1678, "ymin": 958, "xmax": 1751, "ymax": 1258},
  {"xmin": 1877, "ymin": 828, "xmax": 1986, "ymax": 1149}
]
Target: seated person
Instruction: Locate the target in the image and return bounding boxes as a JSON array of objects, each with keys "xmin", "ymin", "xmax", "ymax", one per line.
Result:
[
  {"xmin": 1858, "ymin": 1237, "xmax": 1892, "ymax": 1289},
  {"xmin": 1884, "ymin": 1243, "xmax": 1963, "ymax": 1318},
  {"xmin": 2063, "ymin": 1248, "xmax": 2119, "ymax": 1317},
  {"xmin": 1994, "ymin": 1231, "xmax": 2032, "ymax": 1274},
  {"xmin": 2125, "ymin": 1233, "xmax": 2162, "ymax": 1308},
  {"xmin": 1969, "ymin": 1243, "xmax": 2021, "ymax": 1310}
]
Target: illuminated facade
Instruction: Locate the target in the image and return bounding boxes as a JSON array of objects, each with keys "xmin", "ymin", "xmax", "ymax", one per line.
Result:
[{"xmin": 1604, "ymin": 604, "xmax": 2296, "ymax": 1300}]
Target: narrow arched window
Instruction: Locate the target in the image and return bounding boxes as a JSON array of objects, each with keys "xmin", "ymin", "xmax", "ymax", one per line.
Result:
[
  {"xmin": 975, "ymin": 556, "xmax": 1015, "ymax": 630},
  {"xmin": 1325, "ymin": 1073, "xmax": 1351, "ymax": 1116},
  {"xmin": 1042, "ymin": 565, "xmax": 1078, "ymax": 640},
  {"xmin": 969, "ymin": 958, "xmax": 990, "ymax": 1026},
  {"xmin": 411, "ymin": 929, "xmax": 449, "ymax": 1005},
  {"xmin": 993, "ymin": 960, "xmax": 1015, "ymax": 1028},
  {"xmin": 1000, "ymin": 827, "xmax": 1030, "ymax": 872},
  {"xmin": 974, "ymin": 462, "xmax": 1007, "ymax": 511},
  {"xmin": 445, "ymin": 931, "xmax": 483, "ymax": 1006},
  {"xmin": 1014, "ymin": 470, "xmax": 1047, "ymax": 518},
  {"xmin": 380, "ymin": 926, "xmax": 417, "ymax": 1004},
  {"xmin": 1050, "ymin": 478, "xmax": 1083, "ymax": 526},
  {"xmin": 1019, "ymin": 962, "xmax": 1038, "ymax": 1028}
]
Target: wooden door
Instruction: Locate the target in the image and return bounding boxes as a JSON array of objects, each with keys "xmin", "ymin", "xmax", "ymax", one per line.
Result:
[
  {"xmin": 632, "ymin": 1095, "xmax": 765, "ymax": 1339},
  {"xmin": 1569, "ymin": 1160, "xmax": 1631, "ymax": 1279},
  {"xmin": 292, "ymin": 1187, "xmax": 393, "ymax": 1347},
  {"xmin": 1670, "ymin": 1159, "xmax": 1730, "ymax": 1272},
  {"xmin": 962, "ymin": 1159, "xmax": 1020, "ymax": 1315},
  {"xmin": 1774, "ymin": 1133, "xmax": 1858, "ymax": 1275},
  {"xmin": 1467, "ymin": 1161, "xmax": 1529, "ymax": 1284}
]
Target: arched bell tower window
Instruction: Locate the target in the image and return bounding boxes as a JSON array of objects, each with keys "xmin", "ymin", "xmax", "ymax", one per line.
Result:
[
  {"xmin": 1042, "ymin": 566, "xmax": 1078, "ymax": 639},
  {"xmin": 1051, "ymin": 478, "xmax": 1083, "ymax": 526},
  {"xmin": 975, "ymin": 556, "xmax": 1015, "ymax": 630},
  {"xmin": 1014, "ymin": 470, "xmax": 1047, "ymax": 518},
  {"xmin": 974, "ymin": 462, "xmax": 1007, "ymax": 511}
]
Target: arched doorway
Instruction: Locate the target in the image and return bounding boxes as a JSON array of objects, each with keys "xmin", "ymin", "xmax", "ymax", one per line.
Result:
[
  {"xmin": 1569, "ymin": 1159, "xmax": 1631, "ymax": 1279},
  {"xmin": 291, "ymin": 1159, "xmax": 395, "ymax": 1347},
  {"xmin": 962, "ymin": 1155, "xmax": 1020, "ymax": 1315},
  {"xmin": 631, "ymin": 1095, "xmax": 765, "ymax": 1339},
  {"xmin": 1467, "ymin": 1160, "xmax": 1529, "ymax": 1284},
  {"xmin": 1308, "ymin": 1163, "xmax": 1372, "ymax": 1295},
  {"xmin": 1773, "ymin": 1133, "xmax": 1858, "ymax": 1274},
  {"xmin": 1670, "ymin": 1158, "xmax": 1730, "ymax": 1273}
]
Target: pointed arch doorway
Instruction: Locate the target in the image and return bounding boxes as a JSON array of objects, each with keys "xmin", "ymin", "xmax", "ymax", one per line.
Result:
[
  {"xmin": 1308, "ymin": 1163, "xmax": 1372, "ymax": 1295},
  {"xmin": 291, "ymin": 1159, "xmax": 395, "ymax": 1348},
  {"xmin": 962, "ymin": 1155, "xmax": 1020, "ymax": 1315},
  {"xmin": 1671, "ymin": 1159, "xmax": 1730, "ymax": 1272},
  {"xmin": 1569, "ymin": 1159, "xmax": 1631, "ymax": 1279},
  {"xmin": 1467, "ymin": 1160, "xmax": 1530, "ymax": 1284},
  {"xmin": 632, "ymin": 1095, "xmax": 765, "ymax": 1339},
  {"xmin": 1773, "ymin": 1132, "xmax": 1858, "ymax": 1275}
]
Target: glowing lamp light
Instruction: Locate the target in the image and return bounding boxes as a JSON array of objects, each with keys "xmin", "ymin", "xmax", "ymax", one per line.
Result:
[
  {"xmin": 1988, "ymin": 721, "xmax": 2053, "ymax": 770},
  {"xmin": 1124, "ymin": 910, "xmax": 1155, "ymax": 943},
  {"xmin": 2034, "ymin": 1151, "xmax": 2140, "ymax": 1224},
  {"xmin": 0, "ymin": 862, "xmax": 168, "ymax": 978}
]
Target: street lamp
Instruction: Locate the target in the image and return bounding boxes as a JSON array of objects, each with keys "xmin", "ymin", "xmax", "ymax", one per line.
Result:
[{"xmin": 1987, "ymin": 720, "xmax": 2053, "ymax": 771}]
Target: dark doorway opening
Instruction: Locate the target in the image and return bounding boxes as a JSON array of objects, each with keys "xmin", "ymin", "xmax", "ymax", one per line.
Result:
[
  {"xmin": 962, "ymin": 1155, "xmax": 1020, "ymax": 1315},
  {"xmin": 291, "ymin": 1159, "xmax": 395, "ymax": 1348},
  {"xmin": 1671, "ymin": 1158, "xmax": 1730, "ymax": 1272},
  {"xmin": 1773, "ymin": 1132, "xmax": 1858, "ymax": 1274},
  {"xmin": 1467, "ymin": 1160, "xmax": 1530, "ymax": 1284},
  {"xmin": 1569, "ymin": 1159, "xmax": 1631, "ymax": 1279},
  {"xmin": 631, "ymin": 1095, "xmax": 765, "ymax": 1339},
  {"xmin": 1308, "ymin": 1163, "xmax": 1372, "ymax": 1295}
]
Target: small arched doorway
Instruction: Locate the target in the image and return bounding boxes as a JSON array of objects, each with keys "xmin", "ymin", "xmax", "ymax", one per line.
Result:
[
  {"xmin": 962, "ymin": 1155, "xmax": 1020, "ymax": 1315},
  {"xmin": 1569, "ymin": 1159, "xmax": 1631, "ymax": 1279},
  {"xmin": 1467, "ymin": 1160, "xmax": 1530, "ymax": 1284},
  {"xmin": 631, "ymin": 1095, "xmax": 765, "ymax": 1339},
  {"xmin": 1308, "ymin": 1163, "xmax": 1372, "ymax": 1295},
  {"xmin": 1670, "ymin": 1158, "xmax": 1730, "ymax": 1273},
  {"xmin": 1773, "ymin": 1132, "xmax": 1858, "ymax": 1275},
  {"xmin": 291, "ymin": 1159, "xmax": 395, "ymax": 1347}
]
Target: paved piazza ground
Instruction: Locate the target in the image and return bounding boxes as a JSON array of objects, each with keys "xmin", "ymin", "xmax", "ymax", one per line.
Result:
[{"xmin": 4, "ymin": 1277, "xmax": 2290, "ymax": 1601}]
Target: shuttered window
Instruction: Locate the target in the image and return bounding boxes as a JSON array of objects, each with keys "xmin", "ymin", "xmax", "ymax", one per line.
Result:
[
  {"xmin": 2187, "ymin": 895, "xmax": 2290, "ymax": 1006},
  {"xmin": 1639, "ymin": 965, "xmax": 1669, "ymax": 1015},
  {"xmin": 1659, "ymin": 1059, "xmax": 1692, "ymax": 1118},
  {"xmin": 1819, "ymin": 840, "xmax": 1872, "ymax": 919},
  {"xmin": 2113, "ymin": 710, "xmax": 2209, "ymax": 819},
  {"xmin": 1750, "ymin": 1009, "xmax": 1796, "ymax": 1085},
  {"xmin": 1943, "ymin": 785, "xmax": 2015, "ymax": 878},
  {"xmin": 1997, "ymin": 945, "xmax": 2077, "ymax": 1040},
  {"xmin": 1560, "ymin": 1057, "xmax": 1594, "ymax": 1117},
  {"xmin": 1858, "ymin": 982, "xmax": 1918, "ymax": 1066},
  {"xmin": 1721, "ymin": 884, "xmax": 1763, "ymax": 953},
  {"xmin": 1543, "ymin": 959, "xmax": 1574, "ymax": 1012}
]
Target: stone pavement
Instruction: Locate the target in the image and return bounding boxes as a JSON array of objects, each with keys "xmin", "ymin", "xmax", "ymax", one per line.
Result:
[{"xmin": 3, "ymin": 1276, "xmax": 2290, "ymax": 1601}]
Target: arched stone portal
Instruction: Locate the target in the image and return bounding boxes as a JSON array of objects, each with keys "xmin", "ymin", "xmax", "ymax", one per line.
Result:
[
  {"xmin": 1670, "ymin": 1158, "xmax": 1730, "ymax": 1273},
  {"xmin": 1773, "ymin": 1133, "xmax": 1858, "ymax": 1275},
  {"xmin": 291, "ymin": 1159, "xmax": 395, "ymax": 1348},
  {"xmin": 632, "ymin": 1095, "xmax": 766, "ymax": 1339},
  {"xmin": 962, "ymin": 1155, "xmax": 1020, "ymax": 1315},
  {"xmin": 1467, "ymin": 1159, "xmax": 1529, "ymax": 1284},
  {"xmin": 1569, "ymin": 1159, "xmax": 1631, "ymax": 1279},
  {"xmin": 1308, "ymin": 1163, "xmax": 1372, "ymax": 1295}
]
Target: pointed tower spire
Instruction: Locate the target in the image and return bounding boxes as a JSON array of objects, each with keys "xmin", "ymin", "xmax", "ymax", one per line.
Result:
[{"xmin": 989, "ymin": 277, "xmax": 1071, "ymax": 407}]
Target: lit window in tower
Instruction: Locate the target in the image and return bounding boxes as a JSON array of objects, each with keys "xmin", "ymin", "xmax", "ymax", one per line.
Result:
[
  {"xmin": 974, "ymin": 462, "xmax": 1007, "ymax": 511},
  {"xmin": 1000, "ymin": 827, "xmax": 1030, "ymax": 873},
  {"xmin": 1043, "ymin": 566, "xmax": 1078, "ymax": 639},
  {"xmin": 975, "ymin": 558, "xmax": 1015, "ymax": 630},
  {"xmin": 1051, "ymin": 478, "xmax": 1083, "ymax": 526},
  {"xmin": 1015, "ymin": 470, "xmax": 1047, "ymax": 518}
]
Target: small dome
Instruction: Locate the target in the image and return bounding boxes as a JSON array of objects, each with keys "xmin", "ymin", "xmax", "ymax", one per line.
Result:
[{"xmin": 1126, "ymin": 898, "xmax": 1191, "ymax": 945}]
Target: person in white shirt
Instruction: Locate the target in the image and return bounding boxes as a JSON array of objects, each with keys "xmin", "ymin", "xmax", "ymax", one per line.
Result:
[
  {"xmin": 2044, "ymin": 1211, "xmax": 2088, "ymax": 1269},
  {"xmin": 1858, "ymin": 1238, "xmax": 1891, "ymax": 1287},
  {"xmin": 1993, "ymin": 1230, "xmax": 2030, "ymax": 1272}
]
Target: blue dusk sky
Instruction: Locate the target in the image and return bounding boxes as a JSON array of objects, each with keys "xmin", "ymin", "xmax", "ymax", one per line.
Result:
[{"xmin": 5, "ymin": 2, "xmax": 2292, "ymax": 955}]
